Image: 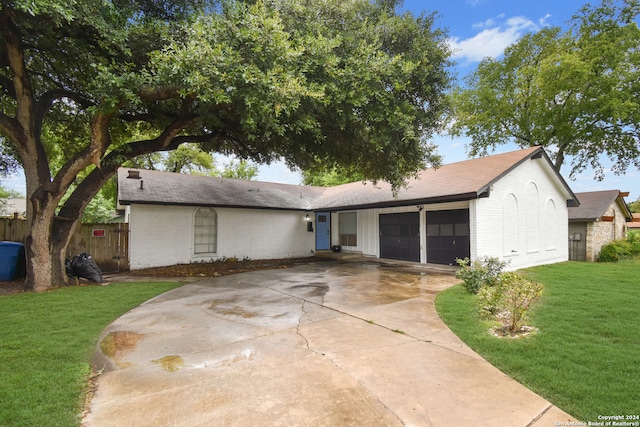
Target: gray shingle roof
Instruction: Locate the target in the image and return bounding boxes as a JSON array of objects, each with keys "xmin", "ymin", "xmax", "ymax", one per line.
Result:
[
  {"xmin": 311, "ymin": 146, "xmax": 563, "ymax": 210},
  {"xmin": 118, "ymin": 146, "xmax": 577, "ymax": 211},
  {"xmin": 117, "ymin": 169, "xmax": 325, "ymax": 210},
  {"xmin": 569, "ymin": 190, "xmax": 630, "ymax": 221}
]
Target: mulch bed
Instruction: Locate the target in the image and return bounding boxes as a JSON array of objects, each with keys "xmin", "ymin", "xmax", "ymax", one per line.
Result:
[
  {"xmin": 126, "ymin": 257, "xmax": 325, "ymax": 278},
  {"xmin": 1, "ymin": 257, "xmax": 326, "ymax": 295}
]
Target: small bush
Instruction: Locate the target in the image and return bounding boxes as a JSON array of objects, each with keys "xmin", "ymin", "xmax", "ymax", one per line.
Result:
[
  {"xmin": 499, "ymin": 272, "xmax": 543, "ymax": 333},
  {"xmin": 597, "ymin": 231, "xmax": 640, "ymax": 262},
  {"xmin": 455, "ymin": 256, "xmax": 509, "ymax": 294},
  {"xmin": 477, "ymin": 271, "xmax": 543, "ymax": 333},
  {"xmin": 477, "ymin": 282, "xmax": 505, "ymax": 317},
  {"xmin": 598, "ymin": 240, "xmax": 633, "ymax": 262},
  {"xmin": 597, "ymin": 243, "xmax": 621, "ymax": 262},
  {"xmin": 627, "ymin": 231, "xmax": 640, "ymax": 254}
]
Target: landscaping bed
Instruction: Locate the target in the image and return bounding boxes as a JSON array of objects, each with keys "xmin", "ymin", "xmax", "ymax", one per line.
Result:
[
  {"xmin": 126, "ymin": 256, "xmax": 325, "ymax": 278},
  {"xmin": 1, "ymin": 257, "xmax": 325, "ymax": 294}
]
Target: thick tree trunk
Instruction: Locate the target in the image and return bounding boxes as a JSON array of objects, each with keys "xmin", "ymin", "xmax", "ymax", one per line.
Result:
[
  {"xmin": 25, "ymin": 234, "xmax": 68, "ymax": 292},
  {"xmin": 23, "ymin": 163, "xmax": 79, "ymax": 291},
  {"xmin": 24, "ymin": 202, "xmax": 71, "ymax": 292}
]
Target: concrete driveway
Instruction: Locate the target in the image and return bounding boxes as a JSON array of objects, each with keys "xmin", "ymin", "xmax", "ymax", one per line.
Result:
[{"xmin": 84, "ymin": 260, "xmax": 577, "ymax": 426}]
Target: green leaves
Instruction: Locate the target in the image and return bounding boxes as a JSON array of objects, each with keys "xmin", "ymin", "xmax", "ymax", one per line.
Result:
[
  {"xmin": 139, "ymin": 0, "xmax": 451, "ymax": 188},
  {"xmin": 2, "ymin": 0, "xmax": 451, "ymax": 213},
  {"xmin": 450, "ymin": 0, "xmax": 640, "ymax": 181}
]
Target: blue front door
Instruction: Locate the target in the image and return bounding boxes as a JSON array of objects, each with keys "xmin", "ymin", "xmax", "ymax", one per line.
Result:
[{"xmin": 315, "ymin": 212, "xmax": 330, "ymax": 250}]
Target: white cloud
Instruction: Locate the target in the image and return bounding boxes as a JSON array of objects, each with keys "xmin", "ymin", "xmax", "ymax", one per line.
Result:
[
  {"xmin": 449, "ymin": 15, "xmax": 540, "ymax": 64},
  {"xmin": 539, "ymin": 13, "xmax": 551, "ymax": 27},
  {"xmin": 472, "ymin": 14, "xmax": 503, "ymax": 29}
]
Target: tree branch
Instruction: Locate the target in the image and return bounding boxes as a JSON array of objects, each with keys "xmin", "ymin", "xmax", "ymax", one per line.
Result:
[
  {"xmin": 57, "ymin": 128, "xmax": 227, "ymax": 221},
  {"xmin": 138, "ymin": 85, "xmax": 184, "ymax": 101},
  {"xmin": 0, "ymin": 6, "xmax": 35, "ymax": 142}
]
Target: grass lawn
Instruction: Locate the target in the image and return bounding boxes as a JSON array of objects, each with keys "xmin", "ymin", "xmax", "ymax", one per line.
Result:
[
  {"xmin": 435, "ymin": 259, "xmax": 640, "ymax": 422},
  {"xmin": 0, "ymin": 281, "xmax": 184, "ymax": 427}
]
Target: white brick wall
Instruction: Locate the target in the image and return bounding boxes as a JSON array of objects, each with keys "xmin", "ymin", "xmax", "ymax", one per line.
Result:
[
  {"xmin": 128, "ymin": 205, "xmax": 315, "ymax": 270},
  {"xmin": 474, "ymin": 157, "xmax": 569, "ymax": 270}
]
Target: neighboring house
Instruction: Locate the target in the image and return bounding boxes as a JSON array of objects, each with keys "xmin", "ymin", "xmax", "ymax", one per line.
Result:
[
  {"xmin": 117, "ymin": 146, "xmax": 578, "ymax": 271},
  {"xmin": 568, "ymin": 190, "xmax": 633, "ymax": 261},
  {"xmin": 0, "ymin": 198, "xmax": 26, "ymax": 218},
  {"xmin": 627, "ymin": 213, "xmax": 640, "ymax": 231}
]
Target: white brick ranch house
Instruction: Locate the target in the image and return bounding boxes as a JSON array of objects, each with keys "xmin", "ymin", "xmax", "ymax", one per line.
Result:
[{"xmin": 117, "ymin": 146, "xmax": 578, "ymax": 271}]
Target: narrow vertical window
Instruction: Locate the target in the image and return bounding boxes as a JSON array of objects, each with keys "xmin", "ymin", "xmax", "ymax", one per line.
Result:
[
  {"xmin": 339, "ymin": 212, "xmax": 357, "ymax": 246},
  {"xmin": 194, "ymin": 208, "xmax": 217, "ymax": 254}
]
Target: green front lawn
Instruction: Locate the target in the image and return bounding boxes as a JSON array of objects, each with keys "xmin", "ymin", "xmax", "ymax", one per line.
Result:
[
  {"xmin": 435, "ymin": 260, "xmax": 640, "ymax": 422},
  {"xmin": 0, "ymin": 282, "xmax": 183, "ymax": 427}
]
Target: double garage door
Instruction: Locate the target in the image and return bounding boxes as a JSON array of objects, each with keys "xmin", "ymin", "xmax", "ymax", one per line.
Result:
[{"xmin": 379, "ymin": 209, "xmax": 470, "ymax": 265}]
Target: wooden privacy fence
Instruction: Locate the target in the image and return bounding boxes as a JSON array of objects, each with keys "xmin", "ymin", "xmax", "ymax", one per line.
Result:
[{"xmin": 0, "ymin": 219, "xmax": 129, "ymax": 273}]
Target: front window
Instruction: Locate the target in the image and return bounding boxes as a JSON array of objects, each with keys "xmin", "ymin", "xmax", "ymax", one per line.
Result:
[
  {"xmin": 194, "ymin": 208, "xmax": 217, "ymax": 254},
  {"xmin": 339, "ymin": 212, "xmax": 357, "ymax": 246}
]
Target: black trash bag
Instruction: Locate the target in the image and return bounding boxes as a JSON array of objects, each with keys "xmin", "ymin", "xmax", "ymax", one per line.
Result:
[
  {"xmin": 65, "ymin": 258, "xmax": 75, "ymax": 278},
  {"xmin": 69, "ymin": 253, "xmax": 102, "ymax": 283}
]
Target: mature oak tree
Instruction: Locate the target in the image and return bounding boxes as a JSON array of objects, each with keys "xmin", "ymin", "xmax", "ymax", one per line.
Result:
[
  {"xmin": 0, "ymin": 0, "xmax": 452, "ymax": 291},
  {"xmin": 450, "ymin": 0, "xmax": 640, "ymax": 181}
]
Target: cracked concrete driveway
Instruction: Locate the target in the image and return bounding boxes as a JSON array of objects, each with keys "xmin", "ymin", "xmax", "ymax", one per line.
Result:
[{"xmin": 84, "ymin": 261, "xmax": 577, "ymax": 426}]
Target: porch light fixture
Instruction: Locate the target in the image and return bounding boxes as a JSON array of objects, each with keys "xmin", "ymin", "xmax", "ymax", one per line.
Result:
[
  {"xmin": 417, "ymin": 205, "xmax": 423, "ymax": 212},
  {"xmin": 305, "ymin": 213, "xmax": 310, "ymax": 222}
]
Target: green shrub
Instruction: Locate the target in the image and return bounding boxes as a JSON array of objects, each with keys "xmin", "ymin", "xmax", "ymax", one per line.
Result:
[
  {"xmin": 627, "ymin": 231, "xmax": 640, "ymax": 254},
  {"xmin": 455, "ymin": 256, "xmax": 509, "ymax": 294},
  {"xmin": 598, "ymin": 240, "xmax": 633, "ymax": 262},
  {"xmin": 499, "ymin": 272, "xmax": 543, "ymax": 333},
  {"xmin": 598, "ymin": 243, "xmax": 620, "ymax": 262},
  {"xmin": 476, "ymin": 271, "xmax": 543, "ymax": 333},
  {"xmin": 597, "ymin": 231, "xmax": 640, "ymax": 262},
  {"xmin": 477, "ymin": 281, "xmax": 505, "ymax": 317}
]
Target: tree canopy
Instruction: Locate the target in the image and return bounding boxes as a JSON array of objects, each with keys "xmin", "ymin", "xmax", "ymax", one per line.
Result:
[
  {"xmin": 0, "ymin": 0, "xmax": 452, "ymax": 290},
  {"xmin": 302, "ymin": 165, "xmax": 366, "ymax": 187},
  {"xmin": 449, "ymin": 0, "xmax": 640, "ymax": 180}
]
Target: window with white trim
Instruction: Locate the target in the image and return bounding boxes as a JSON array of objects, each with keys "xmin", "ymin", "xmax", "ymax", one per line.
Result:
[
  {"xmin": 339, "ymin": 212, "xmax": 357, "ymax": 246},
  {"xmin": 194, "ymin": 208, "xmax": 218, "ymax": 254}
]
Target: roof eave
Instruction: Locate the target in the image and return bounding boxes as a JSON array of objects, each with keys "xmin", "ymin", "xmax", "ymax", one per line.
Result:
[
  {"xmin": 117, "ymin": 199, "xmax": 311, "ymax": 212},
  {"xmin": 313, "ymin": 192, "xmax": 482, "ymax": 212},
  {"xmin": 569, "ymin": 217, "xmax": 599, "ymax": 222}
]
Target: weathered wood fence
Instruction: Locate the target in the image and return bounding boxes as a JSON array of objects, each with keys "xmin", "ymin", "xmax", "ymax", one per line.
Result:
[{"xmin": 0, "ymin": 219, "xmax": 129, "ymax": 273}]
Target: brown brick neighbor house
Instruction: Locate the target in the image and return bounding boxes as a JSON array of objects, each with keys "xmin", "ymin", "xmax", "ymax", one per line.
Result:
[{"xmin": 568, "ymin": 190, "xmax": 633, "ymax": 261}]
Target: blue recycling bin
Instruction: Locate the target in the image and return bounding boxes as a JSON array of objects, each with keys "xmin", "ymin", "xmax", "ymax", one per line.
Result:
[{"xmin": 0, "ymin": 241, "xmax": 25, "ymax": 281}]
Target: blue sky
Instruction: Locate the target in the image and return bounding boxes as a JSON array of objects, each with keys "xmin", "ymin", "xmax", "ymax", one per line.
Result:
[{"xmin": 3, "ymin": 0, "xmax": 639, "ymax": 202}]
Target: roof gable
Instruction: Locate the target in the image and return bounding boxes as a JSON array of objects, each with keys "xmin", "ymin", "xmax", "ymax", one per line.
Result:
[
  {"xmin": 311, "ymin": 146, "xmax": 576, "ymax": 210},
  {"xmin": 570, "ymin": 190, "xmax": 633, "ymax": 221}
]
